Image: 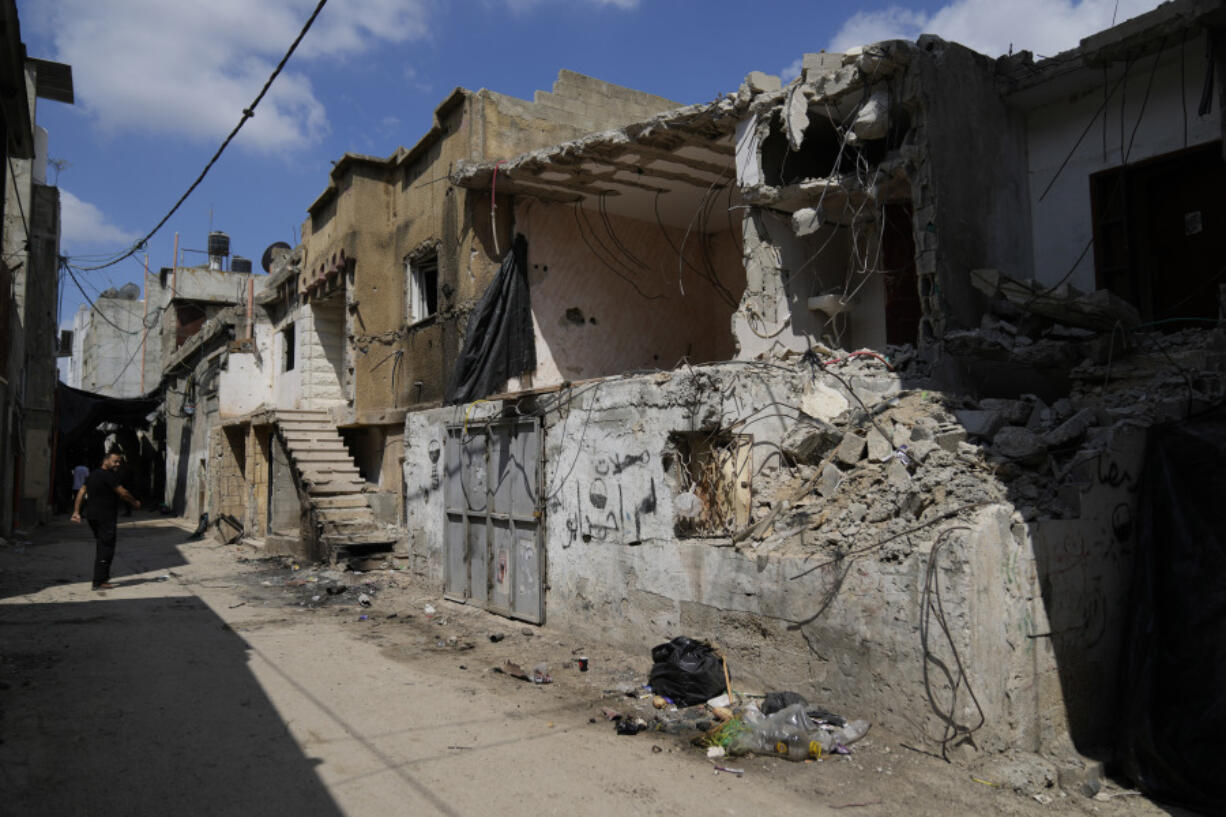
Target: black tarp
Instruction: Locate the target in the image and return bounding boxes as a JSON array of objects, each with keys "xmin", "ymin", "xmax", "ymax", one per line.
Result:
[
  {"xmin": 444, "ymin": 235, "xmax": 535, "ymax": 405},
  {"xmin": 1119, "ymin": 405, "xmax": 1226, "ymax": 815},
  {"xmin": 56, "ymin": 381, "xmax": 159, "ymax": 445}
]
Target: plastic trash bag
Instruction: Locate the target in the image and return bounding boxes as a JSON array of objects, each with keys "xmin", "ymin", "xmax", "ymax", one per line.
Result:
[{"xmin": 647, "ymin": 636, "xmax": 726, "ymax": 707}]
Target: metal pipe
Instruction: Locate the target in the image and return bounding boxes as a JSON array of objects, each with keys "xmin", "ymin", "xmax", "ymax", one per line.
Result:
[{"xmin": 246, "ymin": 277, "xmax": 254, "ymax": 340}]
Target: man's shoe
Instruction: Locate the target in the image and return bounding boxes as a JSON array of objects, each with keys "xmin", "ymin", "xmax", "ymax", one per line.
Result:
[{"xmin": 92, "ymin": 582, "xmax": 117, "ymax": 590}]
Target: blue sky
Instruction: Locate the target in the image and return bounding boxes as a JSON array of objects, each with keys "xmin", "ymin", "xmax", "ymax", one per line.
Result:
[{"xmin": 15, "ymin": 0, "xmax": 1159, "ymax": 328}]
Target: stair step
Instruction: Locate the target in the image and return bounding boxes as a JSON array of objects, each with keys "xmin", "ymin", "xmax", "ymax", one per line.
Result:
[
  {"xmin": 299, "ymin": 465, "xmax": 360, "ymax": 477},
  {"xmin": 311, "ymin": 495, "xmax": 369, "ymax": 509},
  {"xmin": 307, "ymin": 482, "xmax": 367, "ymax": 495},
  {"xmin": 285, "ymin": 440, "xmax": 348, "ymax": 451},
  {"xmin": 279, "ymin": 422, "xmax": 336, "ymax": 432},
  {"xmin": 294, "ymin": 451, "xmax": 355, "ymax": 462},
  {"xmin": 322, "ymin": 530, "xmax": 398, "ymax": 546}
]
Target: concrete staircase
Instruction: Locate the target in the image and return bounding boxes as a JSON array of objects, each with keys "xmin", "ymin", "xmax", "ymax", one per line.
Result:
[{"xmin": 274, "ymin": 409, "xmax": 398, "ymax": 563}]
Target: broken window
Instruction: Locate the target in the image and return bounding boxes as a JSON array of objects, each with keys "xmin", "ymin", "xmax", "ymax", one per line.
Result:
[
  {"xmin": 1091, "ymin": 142, "xmax": 1226, "ymax": 324},
  {"xmin": 664, "ymin": 431, "xmax": 752, "ymax": 537},
  {"xmin": 281, "ymin": 323, "xmax": 295, "ymax": 372},
  {"xmin": 407, "ymin": 250, "xmax": 439, "ymax": 324}
]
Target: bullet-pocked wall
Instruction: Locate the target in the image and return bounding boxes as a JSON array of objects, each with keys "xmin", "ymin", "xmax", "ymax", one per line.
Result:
[{"xmin": 509, "ymin": 198, "xmax": 745, "ymax": 385}]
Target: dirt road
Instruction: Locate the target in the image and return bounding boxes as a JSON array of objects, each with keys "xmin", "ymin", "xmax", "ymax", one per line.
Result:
[{"xmin": 0, "ymin": 515, "xmax": 1185, "ymax": 816}]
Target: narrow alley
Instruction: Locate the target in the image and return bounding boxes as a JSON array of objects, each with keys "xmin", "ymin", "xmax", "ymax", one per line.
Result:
[{"xmin": 0, "ymin": 517, "xmax": 1187, "ymax": 817}]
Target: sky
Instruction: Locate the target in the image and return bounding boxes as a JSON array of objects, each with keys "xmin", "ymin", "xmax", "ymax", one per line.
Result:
[{"xmin": 15, "ymin": 0, "xmax": 1162, "ymax": 330}]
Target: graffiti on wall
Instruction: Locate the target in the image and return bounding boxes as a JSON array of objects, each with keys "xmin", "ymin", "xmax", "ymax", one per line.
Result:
[{"xmin": 561, "ymin": 449, "xmax": 658, "ymax": 546}]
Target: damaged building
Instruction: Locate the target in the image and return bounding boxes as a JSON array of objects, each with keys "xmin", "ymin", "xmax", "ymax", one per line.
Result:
[{"xmin": 175, "ymin": 0, "xmax": 1226, "ymax": 791}]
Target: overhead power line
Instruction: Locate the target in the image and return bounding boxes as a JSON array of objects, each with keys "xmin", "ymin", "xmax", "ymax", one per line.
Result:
[{"xmin": 74, "ymin": 0, "xmax": 330, "ymax": 272}]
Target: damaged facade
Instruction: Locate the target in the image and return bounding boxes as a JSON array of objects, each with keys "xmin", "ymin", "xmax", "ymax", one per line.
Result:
[
  {"xmin": 173, "ymin": 0, "xmax": 1226, "ymax": 775},
  {"xmin": 0, "ymin": 5, "xmax": 73, "ymax": 533}
]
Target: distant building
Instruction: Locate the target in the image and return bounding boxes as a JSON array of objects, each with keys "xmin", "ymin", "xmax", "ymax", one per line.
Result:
[{"xmin": 65, "ymin": 284, "xmax": 152, "ymax": 397}]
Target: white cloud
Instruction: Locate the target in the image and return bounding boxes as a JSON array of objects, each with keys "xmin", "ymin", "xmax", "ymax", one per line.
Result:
[
  {"xmin": 502, "ymin": 0, "xmax": 639, "ymax": 13},
  {"xmin": 829, "ymin": 0, "xmax": 1161, "ymax": 58},
  {"xmin": 60, "ymin": 190, "xmax": 138, "ymax": 247},
  {"xmin": 781, "ymin": 57, "xmax": 803, "ymax": 83},
  {"xmin": 38, "ymin": 0, "xmax": 431, "ymax": 153}
]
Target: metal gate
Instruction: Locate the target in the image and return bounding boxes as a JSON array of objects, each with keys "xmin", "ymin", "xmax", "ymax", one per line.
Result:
[{"xmin": 443, "ymin": 417, "xmax": 544, "ymax": 623}]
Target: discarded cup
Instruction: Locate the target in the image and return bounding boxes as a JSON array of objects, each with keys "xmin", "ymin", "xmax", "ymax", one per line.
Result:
[{"xmin": 577, "ymin": 656, "xmax": 589, "ymax": 672}]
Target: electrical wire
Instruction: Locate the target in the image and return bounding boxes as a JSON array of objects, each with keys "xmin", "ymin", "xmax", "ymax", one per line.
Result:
[{"xmin": 71, "ymin": 0, "xmax": 330, "ymax": 272}]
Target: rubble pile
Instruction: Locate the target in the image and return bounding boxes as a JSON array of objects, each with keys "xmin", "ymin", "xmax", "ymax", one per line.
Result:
[{"xmin": 745, "ymin": 316, "xmax": 1226, "ymax": 555}]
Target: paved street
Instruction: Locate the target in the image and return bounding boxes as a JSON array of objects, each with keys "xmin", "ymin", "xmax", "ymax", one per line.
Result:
[{"xmin": 0, "ymin": 515, "xmax": 1177, "ymax": 817}]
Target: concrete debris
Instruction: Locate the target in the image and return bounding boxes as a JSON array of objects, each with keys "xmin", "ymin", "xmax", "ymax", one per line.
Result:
[
  {"xmin": 990, "ymin": 426, "xmax": 1047, "ymax": 463},
  {"xmin": 745, "ymin": 71, "xmax": 782, "ymax": 94},
  {"xmin": 791, "ymin": 206, "xmax": 823, "ymax": 237},
  {"xmin": 784, "ymin": 83, "xmax": 809, "ymax": 150},
  {"xmin": 934, "ymin": 425, "xmax": 968, "ymax": 452},
  {"xmin": 817, "ymin": 462, "xmax": 843, "ymax": 498},
  {"xmin": 971, "ymin": 267, "xmax": 1142, "ymax": 331},
  {"xmin": 782, "ymin": 418, "xmax": 843, "ymax": 464},
  {"xmin": 1041, "ymin": 407, "xmax": 1098, "ymax": 449},
  {"xmin": 850, "ymin": 86, "xmax": 890, "ymax": 141},
  {"xmin": 953, "ymin": 409, "xmax": 1003, "ymax": 440},
  {"xmin": 835, "ymin": 432, "xmax": 867, "ymax": 467},
  {"xmin": 866, "ymin": 426, "xmax": 893, "ymax": 462}
]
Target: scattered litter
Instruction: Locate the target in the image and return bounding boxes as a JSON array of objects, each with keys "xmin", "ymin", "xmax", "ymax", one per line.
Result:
[
  {"xmin": 358, "ymin": 615, "xmax": 369, "ymax": 621},
  {"xmin": 424, "ymin": 604, "xmax": 437, "ymax": 616},
  {"xmin": 577, "ymin": 656, "xmax": 589, "ymax": 672},
  {"xmin": 712, "ymin": 764, "xmax": 744, "ymax": 777},
  {"xmin": 156, "ymin": 574, "xmax": 171, "ymax": 582},
  {"xmin": 600, "ymin": 708, "xmax": 622, "ymax": 721},
  {"xmin": 647, "ymin": 637, "xmax": 727, "ymax": 706},
  {"xmin": 531, "ymin": 663, "xmax": 552, "ymax": 684},
  {"xmin": 311, "ymin": 595, "xmax": 321, "ymax": 602},
  {"xmin": 358, "ymin": 593, "xmax": 372, "ymax": 607},
  {"xmin": 489, "ymin": 633, "xmax": 505, "ymax": 643},
  {"xmin": 651, "ymin": 745, "xmax": 663, "ymax": 754},
  {"xmin": 228, "ymin": 602, "xmax": 246, "ymax": 609},
  {"xmin": 616, "ymin": 719, "xmax": 647, "ymax": 736},
  {"xmin": 707, "ymin": 746, "xmax": 726, "ymax": 759}
]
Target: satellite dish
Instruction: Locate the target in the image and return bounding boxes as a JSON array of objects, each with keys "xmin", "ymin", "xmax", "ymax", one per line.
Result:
[{"xmin": 261, "ymin": 241, "xmax": 292, "ymax": 273}]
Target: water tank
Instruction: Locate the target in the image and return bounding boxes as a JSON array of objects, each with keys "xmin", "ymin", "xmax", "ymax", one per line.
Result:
[
  {"xmin": 208, "ymin": 231, "xmax": 230, "ymax": 271},
  {"xmin": 231, "ymin": 256, "xmax": 252, "ymax": 273}
]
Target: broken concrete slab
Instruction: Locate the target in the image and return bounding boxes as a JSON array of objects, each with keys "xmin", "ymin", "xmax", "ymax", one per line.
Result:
[
  {"xmin": 745, "ymin": 71, "xmax": 782, "ymax": 94},
  {"xmin": 991, "ymin": 426, "xmax": 1047, "ymax": 464},
  {"xmin": 1042, "ymin": 407, "xmax": 1099, "ymax": 448},
  {"xmin": 850, "ymin": 86, "xmax": 890, "ymax": 141},
  {"xmin": 907, "ymin": 438, "xmax": 939, "ymax": 464},
  {"xmin": 835, "ymin": 432, "xmax": 866, "ymax": 467},
  {"xmin": 953, "ymin": 409, "xmax": 1004, "ymax": 440},
  {"xmin": 971, "ymin": 267, "xmax": 1141, "ymax": 331},
  {"xmin": 817, "ymin": 461, "xmax": 843, "ymax": 498},
  {"xmin": 979, "ymin": 397, "xmax": 1034, "ymax": 426},
  {"xmin": 866, "ymin": 425, "xmax": 893, "ymax": 462},
  {"xmin": 935, "ymin": 425, "xmax": 968, "ymax": 452},
  {"xmin": 782, "ymin": 418, "xmax": 843, "ymax": 464},
  {"xmin": 802, "ymin": 51, "xmax": 844, "ymax": 80},
  {"xmin": 886, "ymin": 457, "xmax": 911, "ymax": 490},
  {"xmin": 785, "ymin": 83, "xmax": 809, "ymax": 150},
  {"xmin": 791, "ymin": 206, "xmax": 822, "ymax": 237}
]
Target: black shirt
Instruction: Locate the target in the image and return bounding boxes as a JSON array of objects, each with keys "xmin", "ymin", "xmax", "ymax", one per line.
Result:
[{"xmin": 85, "ymin": 468, "xmax": 121, "ymax": 522}]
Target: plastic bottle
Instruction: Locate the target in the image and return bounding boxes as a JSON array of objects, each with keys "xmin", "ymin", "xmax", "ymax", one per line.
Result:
[{"xmin": 728, "ymin": 703, "xmax": 834, "ymax": 761}]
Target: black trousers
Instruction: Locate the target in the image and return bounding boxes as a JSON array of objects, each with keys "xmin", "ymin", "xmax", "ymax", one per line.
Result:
[{"xmin": 88, "ymin": 518, "xmax": 117, "ymax": 586}]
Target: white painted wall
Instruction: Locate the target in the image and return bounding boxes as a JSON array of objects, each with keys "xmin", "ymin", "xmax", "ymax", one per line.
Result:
[
  {"xmin": 272, "ymin": 319, "xmax": 302, "ymax": 410},
  {"xmin": 1026, "ymin": 35, "xmax": 1218, "ymax": 290},
  {"xmin": 219, "ymin": 323, "xmax": 273, "ymax": 418}
]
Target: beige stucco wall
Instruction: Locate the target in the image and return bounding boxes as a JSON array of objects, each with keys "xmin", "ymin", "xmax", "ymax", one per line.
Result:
[{"xmin": 511, "ymin": 199, "xmax": 744, "ymax": 385}]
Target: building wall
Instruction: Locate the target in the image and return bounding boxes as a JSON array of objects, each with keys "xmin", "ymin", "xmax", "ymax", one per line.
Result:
[
  {"xmin": 1024, "ymin": 35, "xmax": 1218, "ymax": 292},
  {"xmin": 77, "ymin": 297, "xmax": 147, "ymax": 397},
  {"xmin": 510, "ymin": 199, "xmax": 743, "ymax": 386},
  {"xmin": 218, "ymin": 323, "xmax": 273, "ymax": 418}
]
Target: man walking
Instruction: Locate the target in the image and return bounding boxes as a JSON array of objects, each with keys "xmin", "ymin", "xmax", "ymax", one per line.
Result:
[{"xmin": 71, "ymin": 451, "xmax": 141, "ymax": 590}]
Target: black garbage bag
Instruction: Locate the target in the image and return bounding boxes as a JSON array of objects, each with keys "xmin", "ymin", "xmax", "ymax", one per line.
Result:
[
  {"xmin": 763, "ymin": 691, "xmax": 808, "ymax": 716},
  {"xmin": 1119, "ymin": 405, "xmax": 1226, "ymax": 814},
  {"xmin": 647, "ymin": 637, "xmax": 726, "ymax": 706}
]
